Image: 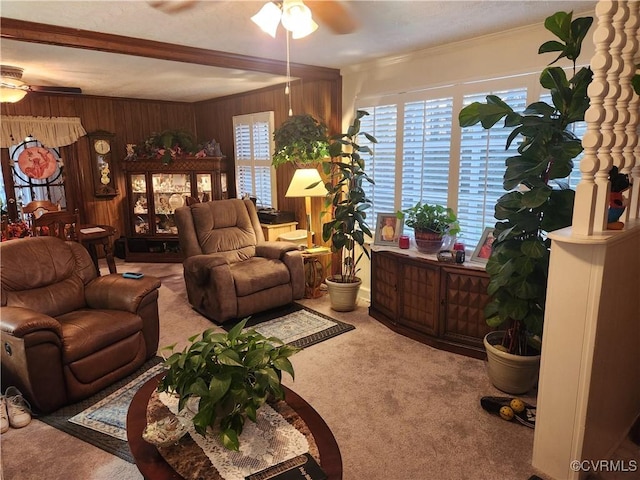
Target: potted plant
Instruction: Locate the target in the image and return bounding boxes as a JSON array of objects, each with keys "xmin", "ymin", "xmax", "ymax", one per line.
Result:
[
  {"xmin": 157, "ymin": 318, "xmax": 300, "ymax": 451},
  {"xmin": 272, "ymin": 114, "xmax": 330, "ymax": 168},
  {"xmin": 458, "ymin": 11, "xmax": 593, "ymax": 394},
  {"xmin": 320, "ymin": 110, "xmax": 376, "ymax": 311},
  {"xmin": 398, "ymin": 202, "xmax": 460, "ymax": 254},
  {"xmin": 131, "ymin": 129, "xmax": 200, "ymax": 165}
]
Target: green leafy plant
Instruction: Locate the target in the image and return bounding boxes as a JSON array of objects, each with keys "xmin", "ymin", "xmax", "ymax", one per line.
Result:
[
  {"xmin": 132, "ymin": 130, "xmax": 206, "ymax": 165},
  {"xmin": 458, "ymin": 11, "xmax": 593, "ymax": 355},
  {"xmin": 398, "ymin": 202, "xmax": 460, "ymax": 236},
  {"xmin": 272, "ymin": 114, "xmax": 330, "ymax": 168},
  {"xmin": 157, "ymin": 318, "xmax": 300, "ymax": 451},
  {"xmin": 320, "ymin": 110, "xmax": 376, "ymax": 283}
]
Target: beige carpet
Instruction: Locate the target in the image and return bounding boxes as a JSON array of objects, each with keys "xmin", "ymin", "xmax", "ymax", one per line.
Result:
[{"xmin": 2, "ymin": 260, "xmax": 547, "ymax": 480}]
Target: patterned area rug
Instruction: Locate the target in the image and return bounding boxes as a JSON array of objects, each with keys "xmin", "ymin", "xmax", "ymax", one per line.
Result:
[
  {"xmin": 38, "ymin": 357, "xmax": 165, "ymax": 463},
  {"xmin": 40, "ymin": 304, "xmax": 351, "ymax": 463},
  {"xmin": 225, "ymin": 302, "xmax": 355, "ymax": 349},
  {"xmin": 68, "ymin": 363, "xmax": 166, "ymax": 441}
]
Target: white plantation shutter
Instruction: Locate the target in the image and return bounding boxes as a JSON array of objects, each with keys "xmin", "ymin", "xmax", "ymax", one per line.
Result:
[
  {"xmin": 233, "ymin": 112, "xmax": 275, "ymax": 208},
  {"xmin": 458, "ymin": 88, "xmax": 528, "ymax": 246},
  {"xmin": 359, "ymin": 105, "xmax": 398, "ymax": 231},
  {"xmin": 401, "ymin": 97, "xmax": 453, "ymax": 211}
]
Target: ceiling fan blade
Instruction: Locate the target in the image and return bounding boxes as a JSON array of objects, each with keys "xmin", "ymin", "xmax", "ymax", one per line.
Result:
[
  {"xmin": 148, "ymin": 0, "xmax": 198, "ymax": 14},
  {"xmin": 29, "ymin": 85, "xmax": 82, "ymax": 95},
  {"xmin": 306, "ymin": 1, "xmax": 358, "ymax": 34}
]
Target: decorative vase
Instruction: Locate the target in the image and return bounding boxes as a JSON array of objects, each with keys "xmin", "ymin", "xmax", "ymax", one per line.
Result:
[
  {"xmin": 484, "ymin": 331, "xmax": 541, "ymax": 395},
  {"xmin": 414, "ymin": 228, "xmax": 444, "ymax": 254},
  {"xmin": 325, "ymin": 276, "xmax": 361, "ymax": 312}
]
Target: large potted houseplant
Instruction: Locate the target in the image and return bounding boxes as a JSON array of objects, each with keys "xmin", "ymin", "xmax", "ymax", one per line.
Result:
[
  {"xmin": 458, "ymin": 11, "xmax": 593, "ymax": 394},
  {"xmin": 157, "ymin": 318, "xmax": 300, "ymax": 451},
  {"xmin": 272, "ymin": 114, "xmax": 330, "ymax": 168},
  {"xmin": 398, "ymin": 202, "xmax": 460, "ymax": 254},
  {"xmin": 320, "ymin": 110, "xmax": 376, "ymax": 311}
]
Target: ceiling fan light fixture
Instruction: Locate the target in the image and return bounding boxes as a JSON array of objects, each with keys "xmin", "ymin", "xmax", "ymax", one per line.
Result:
[
  {"xmin": 0, "ymin": 65, "xmax": 28, "ymax": 103},
  {"xmin": 291, "ymin": 18, "xmax": 318, "ymax": 39},
  {"xmin": 251, "ymin": 2, "xmax": 281, "ymax": 38},
  {"xmin": 281, "ymin": 0, "xmax": 316, "ymax": 38}
]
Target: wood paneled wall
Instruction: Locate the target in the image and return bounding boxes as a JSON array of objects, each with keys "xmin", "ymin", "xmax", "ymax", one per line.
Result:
[
  {"xmin": 1, "ymin": 93, "xmax": 195, "ymax": 239},
  {"xmin": 194, "ymin": 77, "xmax": 341, "ymax": 247},
  {"xmin": 1, "ymin": 75, "xmax": 340, "ymax": 253}
]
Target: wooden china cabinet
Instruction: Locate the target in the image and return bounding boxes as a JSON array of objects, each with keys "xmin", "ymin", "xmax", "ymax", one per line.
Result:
[
  {"xmin": 122, "ymin": 157, "xmax": 228, "ymax": 262},
  {"xmin": 369, "ymin": 248, "xmax": 492, "ymax": 359}
]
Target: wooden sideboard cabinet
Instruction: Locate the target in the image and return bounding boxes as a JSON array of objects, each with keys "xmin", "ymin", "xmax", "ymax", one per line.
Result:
[
  {"xmin": 121, "ymin": 157, "xmax": 227, "ymax": 262},
  {"xmin": 369, "ymin": 249, "xmax": 492, "ymax": 359}
]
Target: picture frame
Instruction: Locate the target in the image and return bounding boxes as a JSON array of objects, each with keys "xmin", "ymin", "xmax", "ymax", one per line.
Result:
[
  {"xmin": 471, "ymin": 227, "xmax": 496, "ymax": 263},
  {"xmin": 374, "ymin": 213, "xmax": 403, "ymax": 246}
]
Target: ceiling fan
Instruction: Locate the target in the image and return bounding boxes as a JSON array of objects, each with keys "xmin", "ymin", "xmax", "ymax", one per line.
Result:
[
  {"xmin": 0, "ymin": 65, "xmax": 82, "ymax": 103},
  {"xmin": 148, "ymin": 0, "xmax": 358, "ymax": 36}
]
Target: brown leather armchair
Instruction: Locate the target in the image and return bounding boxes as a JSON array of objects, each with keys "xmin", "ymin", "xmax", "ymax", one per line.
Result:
[
  {"xmin": 0, "ymin": 236, "xmax": 161, "ymax": 413},
  {"xmin": 175, "ymin": 198, "xmax": 304, "ymax": 324}
]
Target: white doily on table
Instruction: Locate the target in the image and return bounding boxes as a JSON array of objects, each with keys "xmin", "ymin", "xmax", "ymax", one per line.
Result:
[{"xmin": 159, "ymin": 392, "xmax": 309, "ymax": 480}]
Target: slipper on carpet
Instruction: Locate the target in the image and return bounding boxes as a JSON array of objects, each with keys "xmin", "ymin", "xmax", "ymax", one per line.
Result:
[{"xmin": 480, "ymin": 396, "xmax": 536, "ymax": 429}]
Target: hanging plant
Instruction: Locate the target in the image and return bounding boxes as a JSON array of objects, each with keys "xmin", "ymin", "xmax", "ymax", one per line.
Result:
[{"xmin": 272, "ymin": 114, "xmax": 330, "ymax": 168}]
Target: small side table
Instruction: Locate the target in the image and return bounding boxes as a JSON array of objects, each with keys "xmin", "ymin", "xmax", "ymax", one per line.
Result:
[
  {"xmin": 78, "ymin": 224, "xmax": 117, "ymax": 275},
  {"xmin": 260, "ymin": 222, "xmax": 298, "ymax": 241},
  {"xmin": 301, "ymin": 247, "xmax": 331, "ymax": 298}
]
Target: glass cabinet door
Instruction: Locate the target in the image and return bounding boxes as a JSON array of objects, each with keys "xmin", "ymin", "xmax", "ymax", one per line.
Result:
[
  {"xmin": 131, "ymin": 174, "xmax": 150, "ymax": 235},
  {"xmin": 152, "ymin": 173, "xmax": 190, "ymax": 235},
  {"xmin": 196, "ymin": 173, "xmax": 212, "ymax": 202}
]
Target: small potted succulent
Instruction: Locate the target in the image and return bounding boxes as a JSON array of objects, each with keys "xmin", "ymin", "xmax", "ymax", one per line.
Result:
[
  {"xmin": 157, "ymin": 318, "xmax": 300, "ymax": 451},
  {"xmin": 398, "ymin": 202, "xmax": 460, "ymax": 254}
]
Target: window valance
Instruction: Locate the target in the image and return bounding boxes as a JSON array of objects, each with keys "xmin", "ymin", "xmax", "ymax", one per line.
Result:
[{"xmin": 0, "ymin": 116, "xmax": 87, "ymax": 148}]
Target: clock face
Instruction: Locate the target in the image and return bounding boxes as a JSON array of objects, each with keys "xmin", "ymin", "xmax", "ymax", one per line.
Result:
[{"xmin": 94, "ymin": 139, "xmax": 111, "ymax": 155}]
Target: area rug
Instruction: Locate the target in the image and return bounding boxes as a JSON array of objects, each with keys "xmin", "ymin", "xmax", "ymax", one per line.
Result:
[
  {"xmin": 225, "ymin": 302, "xmax": 355, "ymax": 349},
  {"xmin": 38, "ymin": 356, "xmax": 165, "ymax": 463}
]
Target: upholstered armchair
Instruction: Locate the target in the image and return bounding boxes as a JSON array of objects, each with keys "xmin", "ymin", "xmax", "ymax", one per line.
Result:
[
  {"xmin": 175, "ymin": 198, "xmax": 304, "ymax": 324},
  {"xmin": 0, "ymin": 236, "xmax": 161, "ymax": 413}
]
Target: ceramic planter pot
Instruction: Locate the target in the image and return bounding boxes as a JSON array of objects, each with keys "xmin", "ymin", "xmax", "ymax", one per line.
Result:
[
  {"xmin": 414, "ymin": 228, "xmax": 444, "ymax": 254},
  {"xmin": 484, "ymin": 331, "xmax": 541, "ymax": 395},
  {"xmin": 325, "ymin": 276, "xmax": 361, "ymax": 312}
]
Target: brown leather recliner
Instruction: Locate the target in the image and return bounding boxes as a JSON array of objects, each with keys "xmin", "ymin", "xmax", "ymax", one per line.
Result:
[
  {"xmin": 0, "ymin": 236, "xmax": 161, "ymax": 413},
  {"xmin": 175, "ymin": 198, "xmax": 304, "ymax": 324}
]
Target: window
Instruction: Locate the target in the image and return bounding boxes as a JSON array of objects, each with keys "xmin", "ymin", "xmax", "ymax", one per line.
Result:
[
  {"xmin": 7, "ymin": 137, "xmax": 66, "ymax": 218},
  {"xmin": 233, "ymin": 112, "xmax": 275, "ymax": 208},
  {"xmin": 401, "ymin": 98, "xmax": 453, "ymax": 211},
  {"xmin": 356, "ymin": 74, "xmax": 571, "ymax": 248},
  {"xmin": 458, "ymin": 88, "xmax": 527, "ymax": 244},
  {"xmin": 359, "ymin": 105, "xmax": 397, "ymax": 230}
]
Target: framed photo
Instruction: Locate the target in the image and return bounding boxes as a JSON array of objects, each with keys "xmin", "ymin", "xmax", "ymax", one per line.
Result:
[
  {"xmin": 374, "ymin": 213, "xmax": 403, "ymax": 246},
  {"xmin": 471, "ymin": 227, "xmax": 496, "ymax": 263}
]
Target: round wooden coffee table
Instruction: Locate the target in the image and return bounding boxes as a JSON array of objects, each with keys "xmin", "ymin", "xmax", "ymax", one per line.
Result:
[{"xmin": 127, "ymin": 373, "xmax": 342, "ymax": 479}]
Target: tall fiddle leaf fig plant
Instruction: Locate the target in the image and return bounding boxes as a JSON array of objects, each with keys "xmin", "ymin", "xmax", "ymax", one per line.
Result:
[
  {"xmin": 321, "ymin": 110, "xmax": 376, "ymax": 283},
  {"xmin": 458, "ymin": 11, "xmax": 593, "ymax": 355}
]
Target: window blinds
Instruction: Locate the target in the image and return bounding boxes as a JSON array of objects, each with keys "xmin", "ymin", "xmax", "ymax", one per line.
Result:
[{"xmin": 233, "ymin": 112, "xmax": 275, "ymax": 208}]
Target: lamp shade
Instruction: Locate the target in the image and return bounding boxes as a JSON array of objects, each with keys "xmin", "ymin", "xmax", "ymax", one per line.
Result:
[
  {"xmin": 0, "ymin": 65, "xmax": 28, "ymax": 103},
  {"xmin": 285, "ymin": 168, "xmax": 327, "ymax": 198},
  {"xmin": 281, "ymin": 0, "xmax": 317, "ymax": 39},
  {"xmin": 251, "ymin": 2, "xmax": 281, "ymax": 38}
]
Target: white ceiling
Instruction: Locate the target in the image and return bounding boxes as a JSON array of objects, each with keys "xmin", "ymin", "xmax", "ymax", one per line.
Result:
[{"xmin": 0, "ymin": 0, "xmax": 597, "ymax": 102}]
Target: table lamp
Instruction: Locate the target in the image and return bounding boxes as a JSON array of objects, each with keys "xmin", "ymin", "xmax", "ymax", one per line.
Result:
[{"xmin": 285, "ymin": 168, "xmax": 328, "ymax": 249}]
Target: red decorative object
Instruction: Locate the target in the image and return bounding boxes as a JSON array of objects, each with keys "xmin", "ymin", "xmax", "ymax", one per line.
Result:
[
  {"xmin": 399, "ymin": 235, "xmax": 410, "ymax": 249},
  {"xmin": 17, "ymin": 147, "xmax": 57, "ymax": 179},
  {"xmin": 1, "ymin": 220, "xmax": 32, "ymax": 241}
]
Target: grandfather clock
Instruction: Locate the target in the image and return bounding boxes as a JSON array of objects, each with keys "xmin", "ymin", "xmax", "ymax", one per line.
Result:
[{"xmin": 87, "ymin": 131, "xmax": 118, "ymax": 197}]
